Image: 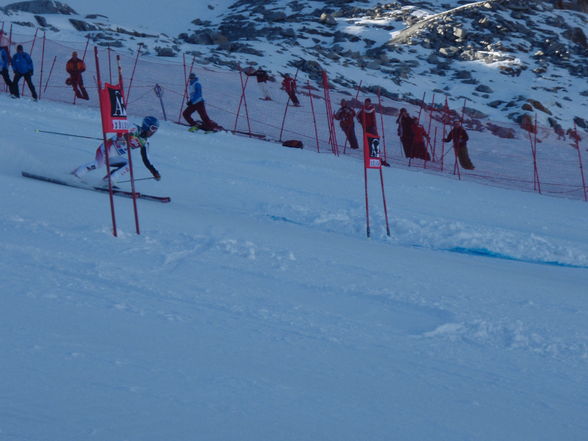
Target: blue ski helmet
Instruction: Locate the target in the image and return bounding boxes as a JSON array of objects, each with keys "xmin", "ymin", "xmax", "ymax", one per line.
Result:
[{"xmin": 142, "ymin": 116, "xmax": 159, "ymax": 133}]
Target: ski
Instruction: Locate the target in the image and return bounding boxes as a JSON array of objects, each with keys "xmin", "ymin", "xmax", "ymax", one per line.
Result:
[{"xmin": 21, "ymin": 171, "xmax": 171, "ymax": 203}]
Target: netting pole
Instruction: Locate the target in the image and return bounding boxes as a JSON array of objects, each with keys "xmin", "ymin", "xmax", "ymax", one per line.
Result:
[
  {"xmin": 107, "ymin": 45, "xmax": 112, "ymax": 84},
  {"xmin": 94, "ymin": 46, "xmax": 118, "ymax": 237},
  {"xmin": 279, "ymin": 68, "xmax": 299, "ymax": 142},
  {"xmin": 177, "ymin": 55, "xmax": 194, "ymax": 124},
  {"xmin": 377, "ymin": 88, "xmax": 388, "ymax": 164},
  {"xmin": 441, "ymin": 97, "xmax": 448, "ymax": 172},
  {"xmin": 424, "ymin": 93, "xmax": 436, "ymax": 168},
  {"xmin": 38, "ymin": 31, "xmax": 45, "ymax": 100},
  {"xmin": 527, "ymin": 114, "xmax": 541, "ymax": 193},
  {"xmin": 321, "ymin": 71, "xmax": 339, "ymax": 155},
  {"xmin": 534, "ymin": 115, "xmax": 542, "ymax": 193},
  {"xmin": 125, "ymin": 43, "xmax": 142, "ymax": 106},
  {"xmin": 43, "ymin": 56, "xmax": 56, "ymax": 93},
  {"xmin": 234, "ymin": 69, "xmax": 251, "ymax": 135},
  {"xmin": 573, "ymin": 122, "xmax": 587, "ymax": 201},
  {"xmin": 117, "ymin": 54, "xmax": 140, "ymax": 235},
  {"xmin": 307, "ymin": 80, "xmax": 320, "ymax": 153}
]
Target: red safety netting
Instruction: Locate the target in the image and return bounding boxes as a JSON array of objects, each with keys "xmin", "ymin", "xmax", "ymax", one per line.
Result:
[{"xmin": 3, "ymin": 30, "xmax": 587, "ymax": 202}]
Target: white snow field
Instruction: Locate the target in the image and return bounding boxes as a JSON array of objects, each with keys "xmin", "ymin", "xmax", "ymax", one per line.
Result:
[{"xmin": 1, "ymin": 95, "xmax": 587, "ymax": 441}]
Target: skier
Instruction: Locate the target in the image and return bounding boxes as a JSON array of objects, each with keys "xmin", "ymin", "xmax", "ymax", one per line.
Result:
[
  {"xmin": 444, "ymin": 120, "xmax": 475, "ymax": 170},
  {"xmin": 357, "ymin": 98, "xmax": 380, "ymax": 158},
  {"xmin": 11, "ymin": 44, "xmax": 37, "ymax": 100},
  {"xmin": 65, "ymin": 51, "xmax": 89, "ymax": 100},
  {"xmin": 281, "ymin": 73, "xmax": 300, "ymax": 106},
  {"xmin": 334, "ymin": 99, "xmax": 359, "ymax": 150},
  {"xmin": 72, "ymin": 116, "xmax": 161, "ymax": 185},
  {"xmin": 183, "ymin": 73, "xmax": 218, "ymax": 131}
]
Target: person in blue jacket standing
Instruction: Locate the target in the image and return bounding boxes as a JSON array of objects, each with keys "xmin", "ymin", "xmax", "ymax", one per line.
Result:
[
  {"xmin": 11, "ymin": 44, "xmax": 37, "ymax": 100},
  {"xmin": 0, "ymin": 45, "xmax": 12, "ymax": 91},
  {"xmin": 182, "ymin": 73, "xmax": 218, "ymax": 131}
]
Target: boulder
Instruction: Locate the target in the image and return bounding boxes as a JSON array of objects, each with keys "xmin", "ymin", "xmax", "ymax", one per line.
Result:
[{"xmin": 5, "ymin": 0, "xmax": 76, "ymax": 14}]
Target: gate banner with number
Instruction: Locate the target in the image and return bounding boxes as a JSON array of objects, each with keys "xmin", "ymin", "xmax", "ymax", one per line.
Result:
[{"xmin": 99, "ymin": 83, "xmax": 129, "ymax": 133}]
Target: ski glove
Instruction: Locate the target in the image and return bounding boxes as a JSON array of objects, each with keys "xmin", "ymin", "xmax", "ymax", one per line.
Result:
[{"xmin": 153, "ymin": 171, "xmax": 161, "ymax": 181}]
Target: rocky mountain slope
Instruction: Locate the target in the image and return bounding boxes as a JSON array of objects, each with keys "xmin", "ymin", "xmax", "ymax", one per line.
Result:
[{"xmin": 1, "ymin": 0, "xmax": 587, "ymax": 133}]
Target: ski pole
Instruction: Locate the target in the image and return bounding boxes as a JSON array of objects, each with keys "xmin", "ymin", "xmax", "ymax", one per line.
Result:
[
  {"xmin": 35, "ymin": 129, "xmax": 102, "ymax": 140},
  {"xmin": 118, "ymin": 177, "xmax": 156, "ymax": 183}
]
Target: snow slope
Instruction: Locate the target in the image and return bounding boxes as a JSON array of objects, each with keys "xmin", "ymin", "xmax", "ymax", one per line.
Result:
[{"xmin": 1, "ymin": 95, "xmax": 588, "ymax": 440}]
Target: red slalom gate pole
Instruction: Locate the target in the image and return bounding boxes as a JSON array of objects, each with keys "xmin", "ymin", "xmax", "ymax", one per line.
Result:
[
  {"xmin": 364, "ymin": 165, "xmax": 370, "ymax": 238},
  {"xmin": 38, "ymin": 31, "xmax": 46, "ymax": 100},
  {"xmin": 379, "ymin": 168, "xmax": 391, "ymax": 237},
  {"xmin": 573, "ymin": 122, "xmax": 588, "ymax": 201},
  {"xmin": 307, "ymin": 80, "xmax": 320, "ymax": 153},
  {"xmin": 117, "ymin": 54, "xmax": 140, "ymax": 235},
  {"xmin": 94, "ymin": 46, "xmax": 118, "ymax": 237},
  {"xmin": 43, "ymin": 55, "xmax": 56, "ymax": 93}
]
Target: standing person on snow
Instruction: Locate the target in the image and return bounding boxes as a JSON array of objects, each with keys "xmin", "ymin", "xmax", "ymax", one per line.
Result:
[
  {"xmin": 409, "ymin": 117, "xmax": 431, "ymax": 161},
  {"xmin": 396, "ymin": 108, "xmax": 414, "ymax": 158},
  {"xmin": 334, "ymin": 99, "xmax": 359, "ymax": 150},
  {"xmin": 281, "ymin": 73, "xmax": 300, "ymax": 107},
  {"xmin": 182, "ymin": 73, "xmax": 218, "ymax": 131},
  {"xmin": 66, "ymin": 51, "xmax": 89, "ymax": 100},
  {"xmin": 246, "ymin": 67, "xmax": 272, "ymax": 101},
  {"xmin": 11, "ymin": 44, "xmax": 37, "ymax": 100},
  {"xmin": 72, "ymin": 116, "xmax": 161, "ymax": 186},
  {"xmin": 444, "ymin": 120, "xmax": 475, "ymax": 170},
  {"xmin": 0, "ymin": 45, "xmax": 12, "ymax": 91},
  {"xmin": 357, "ymin": 98, "xmax": 380, "ymax": 157}
]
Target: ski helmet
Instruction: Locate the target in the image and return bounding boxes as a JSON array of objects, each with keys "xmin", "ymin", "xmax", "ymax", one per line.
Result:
[{"xmin": 141, "ymin": 116, "xmax": 159, "ymax": 132}]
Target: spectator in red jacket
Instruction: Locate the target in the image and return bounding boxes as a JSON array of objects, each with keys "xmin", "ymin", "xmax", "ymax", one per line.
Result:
[
  {"xmin": 410, "ymin": 117, "xmax": 431, "ymax": 161},
  {"xmin": 334, "ymin": 99, "xmax": 359, "ymax": 150},
  {"xmin": 444, "ymin": 120, "xmax": 474, "ymax": 170},
  {"xmin": 66, "ymin": 51, "xmax": 89, "ymax": 100},
  {"xmin": 281, "ymin": 73, "xmax": 300, "ymax": 106},
  {"xmin": 357, "ymin": 98, "xmax": 380, "ymax": 157},
  {"xmin": 246, "ymin": 67, "xmax": 272, "ymax": 101}
]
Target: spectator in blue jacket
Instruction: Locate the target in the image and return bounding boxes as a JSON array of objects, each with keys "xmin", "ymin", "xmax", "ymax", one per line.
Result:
[
  {"xmin": 182, "ymin": 72, "xmax": 218, "ymax": 131},
  {"xmin": 0, "ymin": 46, "xmax": 12, "ymax": 91},
  {"xmin": 11, "ymin": 44, "xmax": 37, "ymax": 100}
]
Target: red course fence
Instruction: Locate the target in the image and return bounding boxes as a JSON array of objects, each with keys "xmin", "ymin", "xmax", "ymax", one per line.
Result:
[{"xmin": 4, "ymin": 29, "xmax": 587, "ymax": 202}]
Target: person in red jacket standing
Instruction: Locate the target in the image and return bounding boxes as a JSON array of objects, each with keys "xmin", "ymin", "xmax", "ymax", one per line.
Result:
[
  {"xmin": 66, "ymin": 51, "xmax": 89, "ymax": 100},
  {"xmin": 409, "ymin": 117, "xmax": 431, "ymax": 161},
  {"xmin": 357, "ymin": 98, "xmax": 380, "ymax": 157},
  {"xmin": 334, "ymin": 99, "xmax": 359, "ymax": 150},
  {"xmin": 281, "ymin": 73, "xmax": 300, "ymax": 106}
]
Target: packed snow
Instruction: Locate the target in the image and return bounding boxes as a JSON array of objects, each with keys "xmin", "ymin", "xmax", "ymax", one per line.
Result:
[{"xmin": 1, "ymin": 88, "xmax": 587, "ymax": 440}]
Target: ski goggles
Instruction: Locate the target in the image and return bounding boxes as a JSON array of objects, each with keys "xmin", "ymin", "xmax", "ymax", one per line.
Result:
[{"xmin": 148, "ymin": 125, "xmax": 158, "ymax": 132}]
